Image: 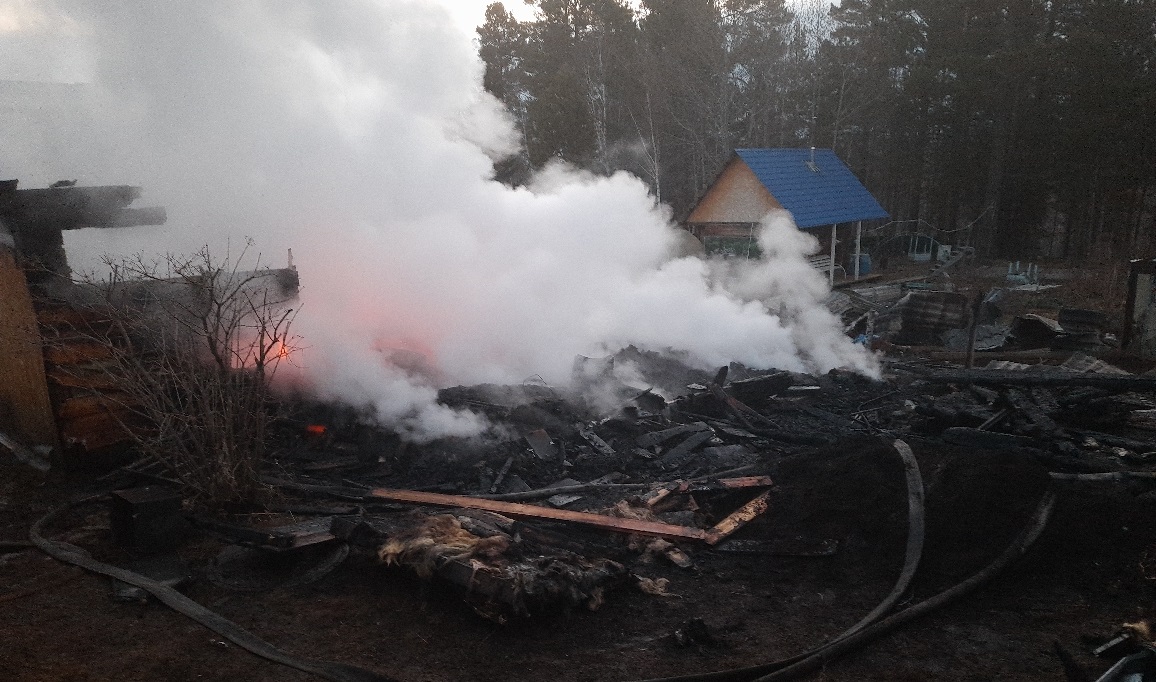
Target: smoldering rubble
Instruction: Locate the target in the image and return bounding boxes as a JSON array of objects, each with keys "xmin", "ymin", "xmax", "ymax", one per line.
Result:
[{"xmin": 14, "ymin": 324, "xmax": 1156, "ymax": 682}]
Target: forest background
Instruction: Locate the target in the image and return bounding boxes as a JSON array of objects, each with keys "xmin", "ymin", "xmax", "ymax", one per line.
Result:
[{"xmin": 476, "ymin": 0, "xmax": 1156, "ymax": 260}]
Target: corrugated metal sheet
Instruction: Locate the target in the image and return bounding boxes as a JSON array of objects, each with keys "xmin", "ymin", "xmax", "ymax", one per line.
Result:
[{"xmin": 734, "ymin": 148, "xmax": 889, "ymax": 229}]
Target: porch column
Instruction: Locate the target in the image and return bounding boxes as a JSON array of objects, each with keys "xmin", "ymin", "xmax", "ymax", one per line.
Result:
[
  {"xmin": 854, "ymin": 220, "xmax": 862, "ymax": 280},
  {"xmin": 829, "ymin": 223, "xmax": 837, "ymax": 285}
]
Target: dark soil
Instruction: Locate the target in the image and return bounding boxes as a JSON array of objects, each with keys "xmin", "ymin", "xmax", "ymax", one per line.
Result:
[{"xmin": 4, "ymin": 426, "xmax": 1156, "ymax": 682}]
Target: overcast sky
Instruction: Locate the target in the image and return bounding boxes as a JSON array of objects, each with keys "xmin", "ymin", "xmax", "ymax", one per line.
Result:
[
  {"xmin": 0, "ymin": 0, "xmax": 820, "ymax": 83},
  {"xmin": 0, "ymin": 1, "xmax": 537, "ymax": 83},
  {"xmin": 435, "ymin": 0, "xmax": 539, "ymax": 34}
]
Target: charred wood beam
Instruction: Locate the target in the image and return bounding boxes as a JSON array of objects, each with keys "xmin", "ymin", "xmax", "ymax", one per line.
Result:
[
  {"xmin": 708, "ymin": 490, "xmax": 771, "ymax": 545},
  {"xmin": 488, "ymin": 456, "xmax": 514, "ymax": 493},
  {"xmin": 482, "ymin": 481, "xmax": 654, "ymax": 502},
  {"xmin": 976, "ymin": 408, "xmax": 1011, "ymax": 431},
  {"xmin": 0, "ymin": 185, "xmax": 164, "ymax": 229},
  {"xmin": 793, "ymin": 405, "xmax": 862, "ymax": 431},
  {"xmin": 1066, "ymin": 429, "xmax": 1153, "ymax": 452},
  {"xmin": 705, "ymin": 382, "xmax": 834, "ymax": 446},
  {"xmin": 941, "ymin": 427, "xmax": 1033, "ymax": 450},
  {"xmin": 891, "ymin": 348, "xmax": 1074, "ymax": 363},
  {"xmin": 0, "ymin": 183, "xmax": 166, "ymax": 282},
  {"xmin": 1003, "ymin": 389, "xmax": 1063, "ymax": 438},
  {"xmin": 708, "ymin": 379, "xmax": 781, "ymax": 431},
  {"xmin": 1049, "ymin": 471, "xmax": 1156, "ymax": 481},
  {"xmin": 189, "ymin": 516, "xmax": 336, "ymax": 551},
  {"xmin": 658, "ymin": 429, "xmax": 716, "ymax": 469},
  {"xmin": 108, "ymin": 206, "xmax": 168, "ymax": 228},
  {"xmin": 915, "ymin": 370, "xmax": 1156, "ymax": 392},
  {"xmin": 637, "ymin": 422, "xmax": 711, "ymax": 449}
]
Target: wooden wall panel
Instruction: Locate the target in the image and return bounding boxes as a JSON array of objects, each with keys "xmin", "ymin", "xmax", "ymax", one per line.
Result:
[{"xmin": 0, "ymin": 247, "xmax": 58, "ymax": 448}]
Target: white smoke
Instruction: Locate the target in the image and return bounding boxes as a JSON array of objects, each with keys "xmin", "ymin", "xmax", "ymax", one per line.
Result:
[{"xmin": 1, "ymin": 1, "xmax": 876, "ymax": 441}]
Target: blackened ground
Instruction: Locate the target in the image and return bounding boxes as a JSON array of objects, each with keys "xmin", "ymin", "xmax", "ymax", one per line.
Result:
[{"xmin": 4, "ymin": 429, "xmax": 1156, "ymax": 681}]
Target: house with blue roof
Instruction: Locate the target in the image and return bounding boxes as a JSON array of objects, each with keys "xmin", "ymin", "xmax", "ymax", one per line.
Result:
[{"xmin": 685, "ymin": 148, "xmax": 889, "ymax": 283}]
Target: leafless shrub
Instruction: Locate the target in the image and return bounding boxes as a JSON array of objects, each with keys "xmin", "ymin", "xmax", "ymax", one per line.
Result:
[{"xmin": 73, "ymin": 241, "xmax": 299, "ymax": 507}]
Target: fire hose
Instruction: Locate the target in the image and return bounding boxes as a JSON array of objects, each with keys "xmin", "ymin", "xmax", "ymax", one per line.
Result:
[
  {"xmin": 29, "ymin": 495, "xmax": 396, "ymax": 682},
  {"xmin": 634, "ymin": 439, "xmax": 1057, "ymax": 682}
]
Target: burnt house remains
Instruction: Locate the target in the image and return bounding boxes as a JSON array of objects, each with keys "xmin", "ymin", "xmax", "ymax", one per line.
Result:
[
  {"xmin": 0, "ymin": 180, "xmax": 169, "ymax": 456},
  {"xmin": 5, "ymin": 182, "xmax": 1156, "ymax": 681}
]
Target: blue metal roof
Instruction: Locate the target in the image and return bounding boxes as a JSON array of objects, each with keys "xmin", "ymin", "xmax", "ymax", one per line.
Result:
[{"xmin": 734, "ymin": 148, "xmax": 889, "ymax": 229}]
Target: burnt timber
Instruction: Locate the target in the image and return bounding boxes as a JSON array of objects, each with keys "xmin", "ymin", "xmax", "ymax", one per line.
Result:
[{"xmin": 0, "ymin": 180, "xmax": 167, "ymax": 283}]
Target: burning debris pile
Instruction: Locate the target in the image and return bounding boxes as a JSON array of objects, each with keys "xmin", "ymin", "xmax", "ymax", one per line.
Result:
[
  {"xmin": 12, "ymin": 333, "xmax": 1156, "ymax": 680},
  {"xmin": 4, "ymin": 195, "xmax": 1155, "ymax": 678},
  {"xmin": 164, "ymin": 348, "xmax": 1153, "ymax": 581}
]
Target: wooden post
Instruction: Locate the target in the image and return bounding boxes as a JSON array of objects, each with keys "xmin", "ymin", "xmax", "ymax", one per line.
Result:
[
  {"xmin": 829, "ymin": 224, "xmax": 837, "ymax": 285},
  {"xmin": 854, "ymin": 220, "xmax": 863, "ymax": 280},
  {"xmin": 964, "ymin": 292, "xmax": 983, "ymax": 369}
]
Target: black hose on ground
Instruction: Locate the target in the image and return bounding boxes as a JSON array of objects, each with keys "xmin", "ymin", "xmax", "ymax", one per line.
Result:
[
  {"xmin": 206, "ymin": 542, "xmax": 351, "ymax": 592},
  {"xmin": 632, "ymin": 437, "xmax": 928, "ymax": 682},
  {"xmin": 633, "ymin": 482, "xmax": 1056, "ymax": 682},
  {"xmin": 751, "ymin": 488, "xmax": 1056, "ymax": 682},
  {"xmin": 834, "ymin": 439, "xmax": 925, "ymax": 640},
  {"xmin": 29, "ymin": 496, "xmax": 397, "ymax": 682}
]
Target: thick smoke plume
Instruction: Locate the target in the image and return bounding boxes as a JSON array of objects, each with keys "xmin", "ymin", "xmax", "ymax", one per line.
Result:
[{"xmin": 1, "ymin": 1, "xmax": 876, "ymax": 440}]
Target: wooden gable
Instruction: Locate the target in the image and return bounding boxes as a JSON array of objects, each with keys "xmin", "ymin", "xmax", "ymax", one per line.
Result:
[{"xmin": 686, "ymin": 157, "xmax": 781, "ymax": 224}]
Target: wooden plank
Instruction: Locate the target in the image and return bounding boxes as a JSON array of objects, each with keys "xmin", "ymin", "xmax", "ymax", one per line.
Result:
[
  {"xmin": 366, "ymin": 488, "xmax": 711, "ymax": 542},
  {"xmin": 708, "ymin": 382, "xmax": 771, "ymax": 425},
  {"xmin": 715, "ymin": 476, "xmax": 774, "ymax": 489},
  {"xmin": 657, "ymin": 429, "xmax": 714, "ymax": 469},
  {"xmin": 58, "ymin": 411, "xmax": 135, "ymax": 451},
  {"xmin": 681, "ymin": 476, "xmax": 775, "ymax": 492},
  {"xmin": 46, "ymin": 366, "xmax": 122, "ymax": 391},
  {"xmin": 55, "ymin": 393, "xmax": 133, "ymax": 421},
  {"xmin": 0, "ymin": 248, "xmax": 58, "ymax": 448},
  {"xmin": 636, "ymin": 422, "xmax": 710, "ymax": 449},
  {"xmin": 44, "ymin": 341, "xmax": 114, "ymax": 365},
  {"xmin": 35, "ymin": 305, "xmax": 113, "ymax": 329},
  {"xmin": 705, "ymin": 490, "xmax": 771, "ymax": 545}
]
